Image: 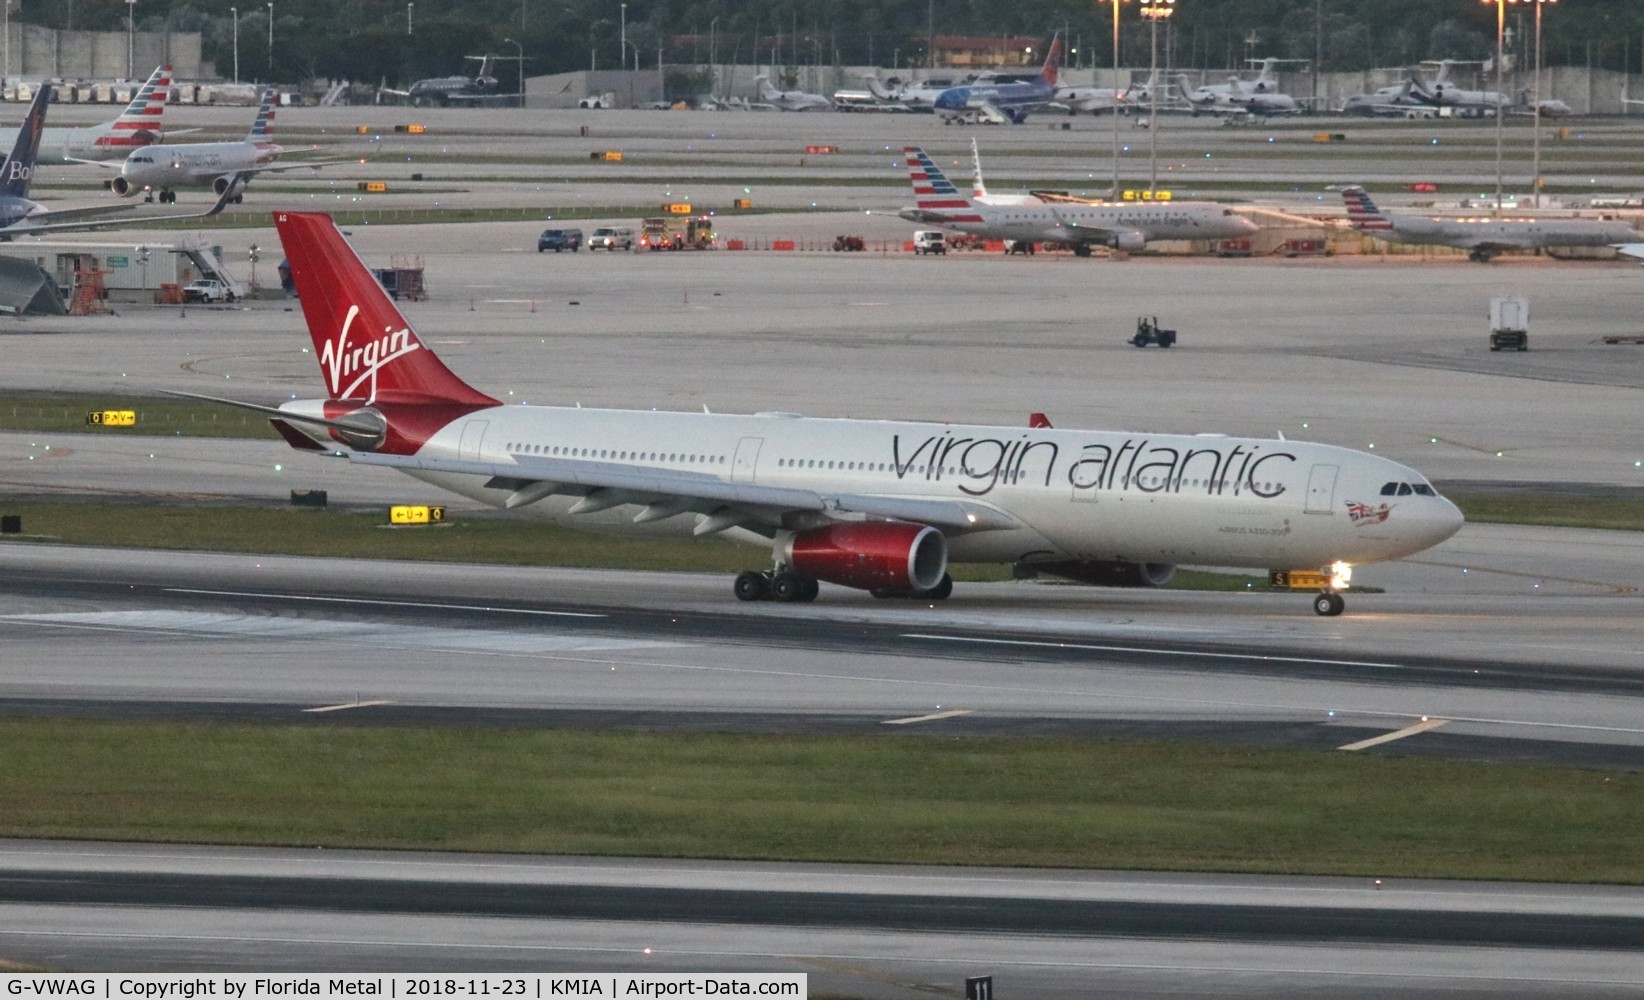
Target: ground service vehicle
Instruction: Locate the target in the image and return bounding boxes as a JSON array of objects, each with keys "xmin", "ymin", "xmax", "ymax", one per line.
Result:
[
  {"xmin": 914, "ymin": 230, "xmax": 947, "ymax": 254},
  {"xmin": 589, "ymin": 227, "xmax": 634, "ymax": 250},
  {"xmin": 182, "ymin": 278, "xmax": 236, "ymax": 303},
  {"xmin": 537, "ymin": 228, "xmax": 583, "ymax": 252},
  {"xmin": 640, "ymin": 216, "xmax": 716, "ymax": 250},
  {"xmin": 1131, "ymin": 316, "xmax": 1177, "ymax": 347}
]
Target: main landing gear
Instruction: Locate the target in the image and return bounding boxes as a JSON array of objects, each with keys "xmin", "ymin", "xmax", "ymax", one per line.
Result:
[
  {"xmin": 1312, "ymin": 591, "xmax": 1345, "ymax": 617},
  {"xmin": 733, "ymin": 569, "xmax": 819, "ymax": 603}
]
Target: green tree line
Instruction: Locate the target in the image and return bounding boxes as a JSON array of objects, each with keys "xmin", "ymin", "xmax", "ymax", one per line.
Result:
[{"xmin": 22, "ymin": 0, "xmax": 1644, "ymax": 85}]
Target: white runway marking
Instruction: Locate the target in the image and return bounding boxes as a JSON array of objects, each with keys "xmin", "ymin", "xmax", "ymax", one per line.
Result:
[
  {"xmin": 882, "ymin": 709, "xmax": 972, "ymax": 725},
  {"xmin": 902, "ymin": 632, "xmax": 1404, "ymax": 669},
  {"xmin": 164, "ymin": 589, "xmax": 606, "ymax": 618},
  {"xmin": 3, "ymin": 611, "xmax": 683, "ymax": 654},
  {"xmin": 1338, "ymin": 717, "xmax": 1450, "ymax": 751},
  {"xmin": 304, "ymin": 700, "xmax": 397, "ymax": 713}
]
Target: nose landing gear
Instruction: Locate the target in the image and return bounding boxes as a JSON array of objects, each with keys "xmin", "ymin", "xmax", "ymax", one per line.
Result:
[{"xmin": 1312, "ymin": 591, "xmax": 1345, "ymax": 617}]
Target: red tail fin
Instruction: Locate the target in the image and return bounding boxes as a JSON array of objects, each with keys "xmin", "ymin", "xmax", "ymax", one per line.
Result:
[{"xmin": 274, "ymin": 212, "xmax": 497, "ymax": 407}]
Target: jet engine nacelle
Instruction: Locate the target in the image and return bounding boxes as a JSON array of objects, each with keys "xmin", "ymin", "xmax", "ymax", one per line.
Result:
[
  {"xmin": 110, "ymin": 175, "xmax": 137, "ymax": 197},
  {"xmin": 784, "ymin": 522, "xmax": 948, "ymax": 594},
  {"xmin": 1030, "ymin": 559, "xmax": 1176, "ymax": 588},
  {"xmin": 1111, "ymin": 231, "xmax": 1147, "ymax": 252},
  {"xmin": 212, "ymin": 173, "xmax": 248, "ymax": 198}
]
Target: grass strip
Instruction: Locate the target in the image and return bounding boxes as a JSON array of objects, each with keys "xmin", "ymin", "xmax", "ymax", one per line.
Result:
[{"xmin": 0, "ymin": 720, "xmax": 1637, "ymax": 883}]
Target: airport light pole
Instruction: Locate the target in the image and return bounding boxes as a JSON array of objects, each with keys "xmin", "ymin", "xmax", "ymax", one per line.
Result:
[
  {"xmin": 1484, "ymin": 0, "xmax": 1505, "ymax": 214},
  {"xmin": 1100, "ymin": 0, "xmax": 1127, "ymax": 200},
  {"xmin": 231, "ymin": 7, "xmax": 238, "ymax": 83},
  {"xmin": 709, "ymin": 17, "xmax": 718, "ymax": 99},
  {"xmin": 619, "ymin": 3, "xmax": 626, "ymax": 78},
  {"xmin": 406, "ymin": 3, "xmax": 412, "ymax": 35},
  {"xmin": 126, "ymin": 0, "xmax": 135, "ymax": 80},
  {"xmin": 1527, "ymin": 0, "xmax": 1557, "ymax": 208},
  {"xmin": 266, "ymin": 2, "xmax": 273, "ymax": 79},
  {"xmin": 1140, "ymin": 0, "xmax": 1174, "ymax": 195},
  {"xmin": 503, "ymin": 36, "xmax": 523, "ymax": 106}
]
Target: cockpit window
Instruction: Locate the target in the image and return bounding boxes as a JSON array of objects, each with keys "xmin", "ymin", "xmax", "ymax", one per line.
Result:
[
  {"xmin": 1380, "ymin": 482, "xmax": 1399, "ymax": 496},
  {"xmin": 1397, "ymin": 483, "xmax": 1413, "ymax": 496},
  {"xmin": 1412, "ymin": 484, "xmax": 1436, "ymax": 496}
]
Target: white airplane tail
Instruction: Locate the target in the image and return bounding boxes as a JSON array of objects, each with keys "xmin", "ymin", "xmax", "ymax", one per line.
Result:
[
  {"xmin": 903, "ymin": 146, "xmax": 979, "ymax": 223},
  {"xmin": 861, "ymin": 72, "xmax": 899, "ymax": 101},
  {"xmin": 93, "ymin": 64, "xmax": 171, "ymax": 153},
  {"xmin": 1338, "ymin": 186, "xmax": 1395, "ymax": 232},
  {"xmin": 245, "ymin": 87, "xmax": 277, "ymax": 141},
  {"xmin": 753, "ymin": 75, "xmax": 781, "ymax": 102}
]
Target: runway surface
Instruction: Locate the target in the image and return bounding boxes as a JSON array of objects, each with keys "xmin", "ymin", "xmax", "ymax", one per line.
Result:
[
  {"xmin": 2, "ymin": 840, "xmax": 1642, "ymax": 997},
  {"xmin": 2, "ymin": 543, "xmax": 1641, "ymax": 768}
]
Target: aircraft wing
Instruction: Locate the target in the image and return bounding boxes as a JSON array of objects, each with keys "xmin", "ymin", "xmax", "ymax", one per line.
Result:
[
  {"xmin": 0, "ymin": 185, "xmax": 234, "ymax": 239},
  {"xmin": 346, "ymin": 449, "xmax": 1021, "ymax": 535},
  {"xmin": 1614, "ymin": 243, "xmax": 1644, "ymax": 260},
  {"xmin": 234, "ymin": 156, "xmax": 363, "ymax": 176}
]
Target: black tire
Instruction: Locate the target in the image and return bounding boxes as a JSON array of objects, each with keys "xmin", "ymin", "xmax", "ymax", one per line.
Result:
[
  {"xmin": 733, "ymin": 571, "xmax": 769, "ymax": 602},
  {"xmin": 1313, "ymin": 592, "xmax": 1345, "ymax": 617},
  {"xmin": 922, "ymin": 574, "xmax": 953, "ymax": 601},
  {"xmin": 770, "ymin": 572, "xmax": 804, "ymax": 602}
]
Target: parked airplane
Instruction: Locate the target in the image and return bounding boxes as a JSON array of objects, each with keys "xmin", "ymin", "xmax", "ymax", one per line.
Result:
[
  {"xmin": 1409, "ymin": 60, "xmax": 1505, "ymax": 115},
  {"xmin": 1054, "ymin": 82, "xmax": 1129, "ymax": 115},
  {"xmin": 1336, "ymin": 185, "xmax": 1638, "ymax": 262},
  {"xmin": 899, "ymin": 145, "xmax": 1257, "ymax": 256},
  {"xmin": 862, "ymin": 72, "xmax": 977, "ymax": 112},
  {"xmin": 177, "ymin": 210, "xmax": 1462, "ymax": 616},
  {"xmin": 753, "ymin": 75, "xmax": 832, "ymax": 111},
  {"xmin": 0, "ymin": 85, "xmax": 231, "ymax": 237},
  {"xmin": 1341, "ymin": 77, "xmax": 1430, "ymax": 117},
  {"xmin": 381, "ymin": 55, "xmax": 499, "ymax": 106},
  {"xmin": 0, "ymin": 65, "xmax": 174, "ymax": 163},
  {"xmin": 1178, "ymin": 59, "xmax": 1305, "ymax": 116},
  {"xmin": 89, "ymin": 87, "xmax": 351, "ymax": 203},
  {"xmin": 932, "ymin": 33, "xmax": 1063, "ymax": 123}
]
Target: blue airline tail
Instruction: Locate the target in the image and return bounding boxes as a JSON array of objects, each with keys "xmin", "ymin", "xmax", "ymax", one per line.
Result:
[{"xmin": 0, "ymin": 85, "xmax": 51, "ymax": 199}]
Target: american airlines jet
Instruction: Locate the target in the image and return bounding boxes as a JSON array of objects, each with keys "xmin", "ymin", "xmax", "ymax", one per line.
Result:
[
  {"xmin": 1338, "ymin": 185, "xmax": 1638, "ymax": 262},
  {"xmin": 1, "ymin": 66, "xmax": 175, "ymax": 163},
  {"xmin": 899, "ymin": 146, "xmax": 1258, "ymax": 256},
  {"xmin": 180, "ymin": 212, "xmax": 1464, "ymax": 617}
]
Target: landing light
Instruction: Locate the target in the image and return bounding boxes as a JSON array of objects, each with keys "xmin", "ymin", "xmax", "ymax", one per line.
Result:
[{"xmin": 1330, "ymin": 561, "xmax": 1353, "ymax": 591}]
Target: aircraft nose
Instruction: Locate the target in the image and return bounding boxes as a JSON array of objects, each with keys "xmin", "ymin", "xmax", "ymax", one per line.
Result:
[{"xmin": 1420, "ymin": 497, "xmax": 1466, "ymax": 547}]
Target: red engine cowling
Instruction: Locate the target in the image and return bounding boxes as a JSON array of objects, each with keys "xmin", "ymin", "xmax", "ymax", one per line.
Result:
[{"xmin": 785, "ymin": 523, "xmax": 947, "ymax": 594}]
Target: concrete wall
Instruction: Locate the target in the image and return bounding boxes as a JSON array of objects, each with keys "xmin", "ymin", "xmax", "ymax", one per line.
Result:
[{"xmin": 4, "ymin": 25, "xmax": 203, "ymax": 82}]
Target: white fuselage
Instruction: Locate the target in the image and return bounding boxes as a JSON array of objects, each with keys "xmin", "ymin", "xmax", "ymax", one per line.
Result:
[
  {"xmin": 0, "ymin": 124, "xmax": 157, "ymax": 163},
  {"xmin": 901, "ymin": 200, "xmax": 1259, "ymax": 247},
  {"xmin": 285, "ymin": 402, "xmax": 1464, "ymax": 572},
  {"xmin": 1385, "ymin": 214, "xmax": 1638, "ymax": 252},
  {"xmin": 119, "ymin": 140, "xmax": 278, "ymax": 190}
]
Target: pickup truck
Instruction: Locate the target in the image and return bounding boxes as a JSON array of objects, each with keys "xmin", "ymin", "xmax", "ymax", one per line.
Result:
[{"xmin": 182, "ymin": 279, "xmax": 237, "ymax": 304}]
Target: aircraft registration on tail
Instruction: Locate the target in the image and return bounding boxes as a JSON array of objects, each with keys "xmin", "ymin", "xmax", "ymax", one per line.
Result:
[{"xmin": 178, "ymin": 213, "xmax": 1464, "ymax": 616}]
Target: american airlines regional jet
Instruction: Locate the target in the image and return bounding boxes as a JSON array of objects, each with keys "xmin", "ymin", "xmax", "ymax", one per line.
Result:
[
  {"xmin": 181, "ymin": 212, "xmax": 1464, "ymax": 617},
  {"xmin": 899, "ymin": 146, "xmax": 1258, "ymax": 255},
  {"xmin": 1338, "ymin": 186, "xmax": 1638, "ymax": 262}
]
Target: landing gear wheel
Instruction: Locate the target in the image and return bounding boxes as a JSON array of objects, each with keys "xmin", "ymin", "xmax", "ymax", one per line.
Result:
[
  {"xmin": 733, "ymin": 570, "xmax": 770, "ymax": 602},
  {"xmin": 1313, "ymin": 592, "xmax": 1345, "ymax": 617},
  {"xmin": 1073, "ymin": 243, "xmax": 1093, "ymax": 258},
  {"xmin": 922, "ymin": 574, "xmax": 954, "ymax": 601},
  {"xmin": 770, "ymin": 572, "xmax": 805, "ymax": 602}
]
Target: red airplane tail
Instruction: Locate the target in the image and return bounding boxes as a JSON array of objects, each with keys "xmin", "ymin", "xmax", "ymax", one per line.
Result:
[{"xmin": 274, "ymin": 212, "xmax": 497, "ymax": 407}]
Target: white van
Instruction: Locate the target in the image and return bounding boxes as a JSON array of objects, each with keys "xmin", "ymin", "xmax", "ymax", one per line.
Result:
[
  {"xmin": 589, "ymin": 226, "xmax": 635, "ymax": 250},
  {"xmin": 913, "ymin": 230, "xmax": 947, "ymax": 255}
]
